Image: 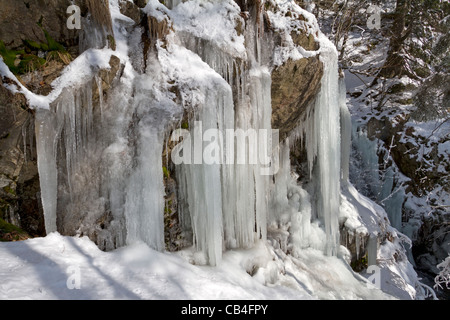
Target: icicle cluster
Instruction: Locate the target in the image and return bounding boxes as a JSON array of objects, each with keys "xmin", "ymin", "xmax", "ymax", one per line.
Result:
[
  {"xmin": 166, "ymin": 3, "xmax": 273, "ymax": 265},
  {"xmin": 31, "ymin": 0, "xmax": 349, "ymax": 265}
]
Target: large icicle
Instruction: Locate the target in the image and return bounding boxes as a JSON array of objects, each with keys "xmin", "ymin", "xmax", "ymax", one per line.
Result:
[
  {"xmin": 340, "ymin": 76, "xmax": 352, "ymax": 184},
  {"xmin": 35, "ymin": 109, "xmax": 58, "ymax": 234},
  {"xmin": 288, "ymin": 35, "xmax": 342, "ymax": 256},
  {"xmin": 315, "ymin": 38, "xmax": 341, "ymax": 256},
  {"xmin": 124, "ymin": 125, "xmax": 166, "ymax": 251},
  {"xmin": 161, "ymin": 43, "xmax": 233, "ymax": 266},
  {"xmin": 163, "ymin": 17, "xmax": 274, "ymax": 265}
]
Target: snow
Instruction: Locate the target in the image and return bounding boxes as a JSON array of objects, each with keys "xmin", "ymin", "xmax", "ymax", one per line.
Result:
[
  {"xmin": 0, "ymin": 232, "xmax": 397, "ymax": 300},
  {"xmin": 145, "ymin": 0, "xmax": 246, "ymax": 58},
  {"xmin": 435, "ymin": 255, "xmax": 450, "ymax": 291},
  {"xmin": 266, "ymin": 0, "xmax": 321, "ymax": 66},
  {"xmin": 0, "ymin": 49, "xmax": 115, "ymax": 110}
]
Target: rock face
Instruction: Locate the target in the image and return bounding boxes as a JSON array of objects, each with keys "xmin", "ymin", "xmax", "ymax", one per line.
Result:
[
  {"xmin": 0, "ymin": 0, "xmax": 114, "ymax": 86},
  {"xmin": 0, "ymin": 0, "xmax": 78, "ymax": 53},
  {"xmin": 271, "ymin": 56, "xmax": 323, "ymax": 140},
  {"xmin": 0, "ymin": 0, "xmax": 114, "ymax": 53},
  {"xmin": 0, "ymin": 80, "xmax": 44, "ymax": 237}
]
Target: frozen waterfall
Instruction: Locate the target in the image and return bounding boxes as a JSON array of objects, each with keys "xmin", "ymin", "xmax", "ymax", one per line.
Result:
[
  {"xmin": 33, "ymin": 0, "xmax": 346, "ymax": 265},
  {"xmin": 288, "ymin": 36, "xmax": 342, "ymax": 256}
]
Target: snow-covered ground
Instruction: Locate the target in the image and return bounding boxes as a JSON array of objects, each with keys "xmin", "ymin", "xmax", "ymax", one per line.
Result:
[{"xmin": 0, "ymin": 233, "xmax": 396, "ymax": 300}]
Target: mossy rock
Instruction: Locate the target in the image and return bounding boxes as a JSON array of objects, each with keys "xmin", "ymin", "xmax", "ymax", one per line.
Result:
[
  {"xmin": 2, "ymin": 186, "xmax": 16, "ymax": 197},
  {"xmin": 414, "ymin": 67, "xmax": 431, "ymax": 79},
  {"xmin": 0, "ymin": 218, "xmax": 29, "ymax": 242},
  {"xmin": 1, "ymin": 22, "xmax": 69, "ymax": 76},
  {"xmin": 351, "ymin": 253, "xmax": 369, "ymax": 272},
  {"xmin": 162, "ymin": 166, "xmax": 170, "ymax": 179},
  {"xmin": 395, "ymin": 98, "xmax": 414, "ymax": 105},
  {"xmin": 23, "ymin": 39, "xmax": 48, "ymax": 52},
  {"xmin": 1, "ymin": 40, "xmax": 48, "ymax": 75}
]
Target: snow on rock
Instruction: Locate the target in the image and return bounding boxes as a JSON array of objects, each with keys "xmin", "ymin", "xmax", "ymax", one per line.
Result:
[
  {"xmin": 0, "ymin": 49, "xmax": 116, "ymax": 110},
  {"xmin": 266, "ymin": 0, "xmax": 321, "ymax": 66}
]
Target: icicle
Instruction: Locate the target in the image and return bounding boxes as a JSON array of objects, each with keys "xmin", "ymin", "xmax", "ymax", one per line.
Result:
[
  {"xmin": 165, "ymin": 0, "xmax": 182, "ymax": 10},
  {"xmin": 355, "ymin": 233, "xmax": 361, "ymax": 260},
  {"xmin": 367, "ymin": 234, "xmax": 378, "ymax": 266},
  {"xmin": 124, "ymin": 127, "xmax": 166, "ymax": 252},
  {"xmin": 352, "ymin": 122, "xmax": 406, "ymax": 230},
  {"xmin": 29, "ymin": 119, "xmax": 34, "ymax": 161},
  {"xmin": 35, "ymin": 109, "xmax": 58, "ymax": 234},
  {"xmin": 340, "ymin": 76, "xmax": 352, "ymax": 184},
  {"xmin": 171, "ymin": 33, "xmax": 274, "ymax": 265},
  {"xmin": 313, "ymin": 39, "xmax": 341, "ymax": 256},
  {"xmin": 287, "ymin": 36, "xmax": 342, "ymax": 257},
  {"xmin": 95, "ymin": 75, "xmax": 104, "ymax": 121}
]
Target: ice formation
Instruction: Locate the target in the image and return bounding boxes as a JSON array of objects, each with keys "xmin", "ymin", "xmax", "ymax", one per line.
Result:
[
  {"xmin": 0, "ymin": 0, "xmax": 344, "ymax": 263},
  {"xmin": 0, "ymin": 0, "xmax": 425, "ymax": 299}
]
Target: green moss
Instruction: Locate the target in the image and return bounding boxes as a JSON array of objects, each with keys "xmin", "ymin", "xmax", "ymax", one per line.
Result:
[
  {"xmin": 351, "ymin": 253, "xmax": 369, "ymax": 272},
  {"xmin": 0, "ymin": 41, "xmax": 23, "ymax": 74},
  {"xmin": 1, "ymin": 40, "xmax": 46, "ymax": 74},
  {"xmin": 0, "ymin": 218, "xmax": 29, "ymax": 242},
  {"xmin": 107, "ymin": 35, "xmax": 116, "ymax": 51},
  {"xmin": 162, "ymin": 166, "xmax": 170, "ymax": 179},
  {"xmin": 1, "ymin": 17, "xmax": 69, "ymax": 75},
  {"xmin": 23, "ymin": 39, "xmax": 45, "ymax": 51},
  {"xmin": 2, "ymin": 186, "xmax": 16, "ymax": 196},
  {"xmin": 0, "ymin": 218, "xmax": 21, "ymax": 233},
  {"xmin": 20, "ymin": 54, "xmax": 46, "ymax": 73},
  {"xmin": 42, "ymin": 29, "xmax": 66, "ymax": 52}
]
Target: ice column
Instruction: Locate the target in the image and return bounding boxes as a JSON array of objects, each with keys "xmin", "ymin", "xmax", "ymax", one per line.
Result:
[
  {"xmin": 176, "ymin": 84, "xmax": 232, "ymax": 266},
  {"xmin": 340, "ymin": 77, "xmax": 352, "ymax": 184},
  {"xmin": 35, "ymin": 109, "xmax": 58, "ymax": 234},
  {"xmin": 298, "ymin": 38, "xmax": 341, "ymax": 256},
  {"xmin": 124, "ymin": 126, "xmax": 166, "ymax": 252}
]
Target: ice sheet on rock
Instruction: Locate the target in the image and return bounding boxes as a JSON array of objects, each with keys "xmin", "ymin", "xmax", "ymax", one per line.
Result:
[{"xmin": 159, "ymin": 41, "xmax": 274, "ymax": 265}]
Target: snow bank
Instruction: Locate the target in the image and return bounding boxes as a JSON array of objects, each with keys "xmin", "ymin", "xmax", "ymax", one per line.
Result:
[{"xmin": 0, "ymin": 233, "xmax": 397, "ymax": 300}]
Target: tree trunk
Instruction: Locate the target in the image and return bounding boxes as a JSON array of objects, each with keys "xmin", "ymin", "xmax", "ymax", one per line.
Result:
[{"xmin": 378, "ymin": 0, "xmax": 414, "ymax": 79}]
